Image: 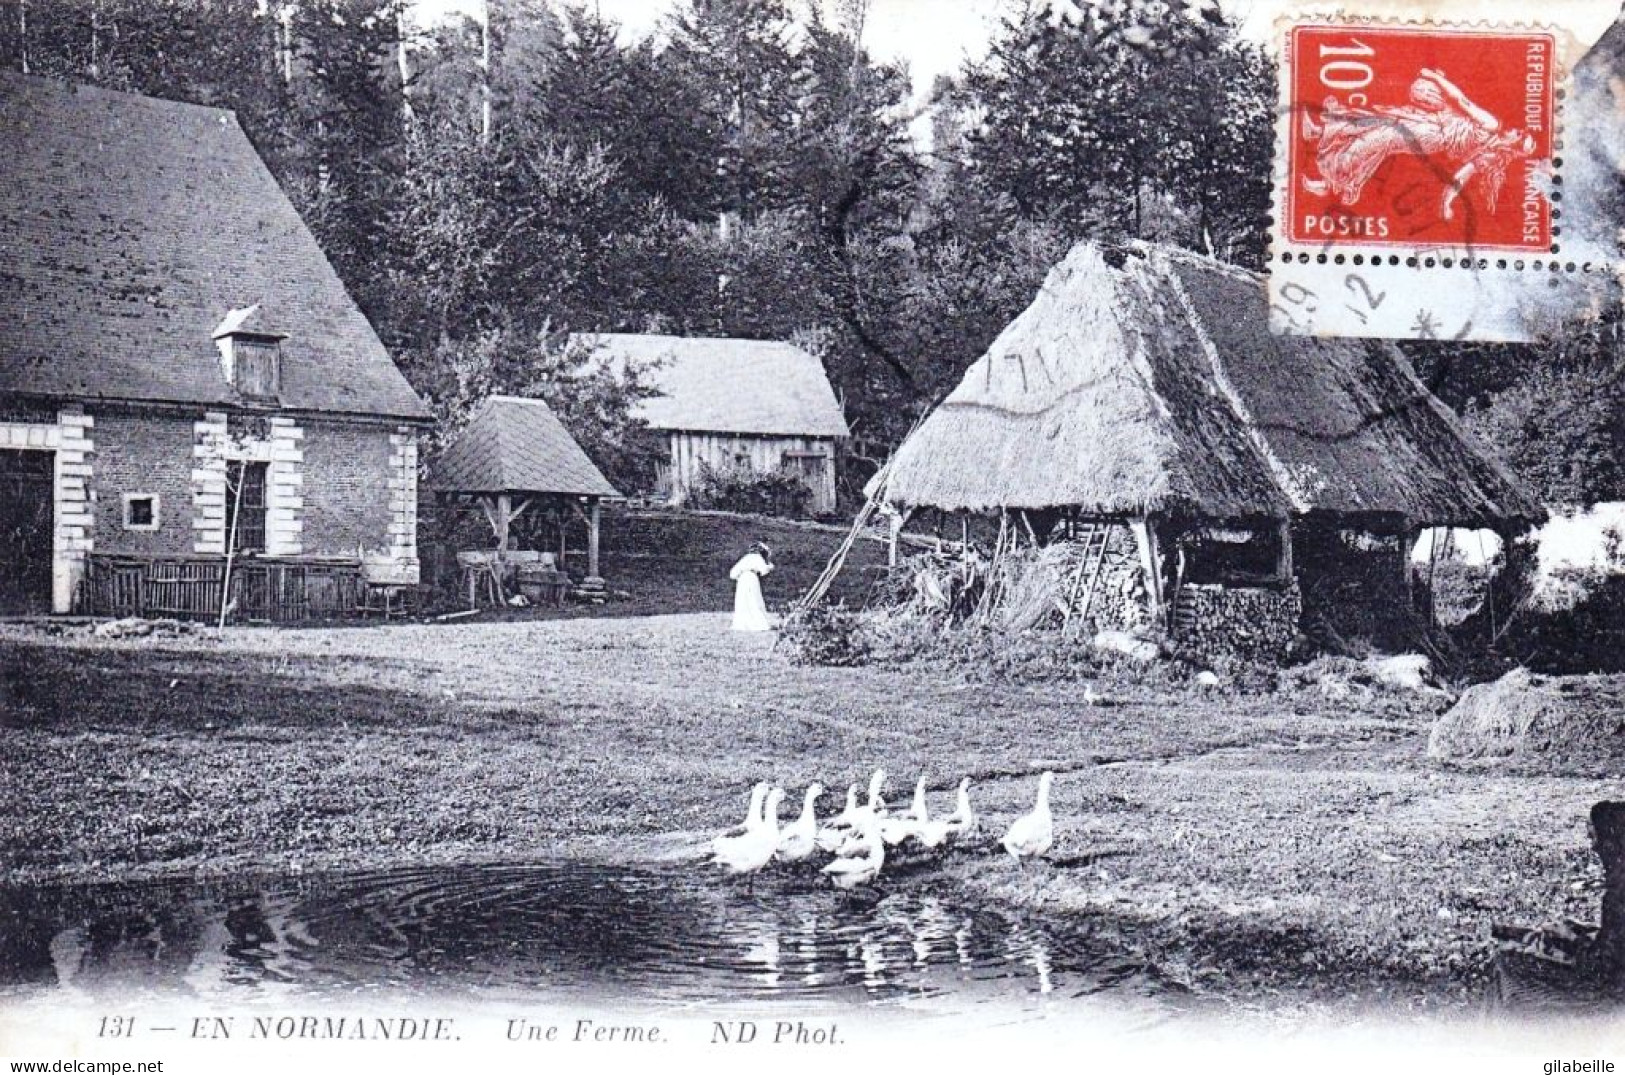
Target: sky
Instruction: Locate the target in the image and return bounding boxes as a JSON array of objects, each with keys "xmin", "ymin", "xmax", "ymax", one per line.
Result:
[{"xmin": 409, "ymin": 0, "xmax": 1621, "ymax": 121}]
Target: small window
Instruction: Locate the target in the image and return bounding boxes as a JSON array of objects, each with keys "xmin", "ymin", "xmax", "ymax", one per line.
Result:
[{"xmin": 122, "ymin": 493, "xmax": 160, "ymax": 531}]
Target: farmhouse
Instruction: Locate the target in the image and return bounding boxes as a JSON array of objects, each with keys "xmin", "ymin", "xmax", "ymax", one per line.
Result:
[
  {"xmin": 874, "ymin": 241, "xmax": 1545, "ymax": 654},
  {"xmin": 0, "ymin": 73, "xmax": 430, "ymax": 617},
  {"xmin": 572, "ymin": 333, "xmax": 850, "ymax": 515}
]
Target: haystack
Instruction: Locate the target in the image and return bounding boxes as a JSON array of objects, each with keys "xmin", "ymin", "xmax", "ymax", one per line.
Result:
[{"xmin": 1430, "ymin": 668, "xmax": 1625, "ymax": 776}]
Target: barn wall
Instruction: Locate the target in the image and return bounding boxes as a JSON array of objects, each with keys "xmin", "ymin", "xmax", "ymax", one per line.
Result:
[
  {"xmin": 300, "ymin": 421, "xmax": 395, "ymax": 554},
  {"xmin": 665, "ymin": 432, "xmax": 838, "ymax": 514},
  {"xmin": 89, "ymin": 411, "xmax": 196, "ymax": 557}
]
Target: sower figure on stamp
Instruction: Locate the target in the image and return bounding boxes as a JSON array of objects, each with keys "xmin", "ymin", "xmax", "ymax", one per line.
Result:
[
  {"xmin": 1301, "ymin": 68, "xmax": 1537, "ymax": 222},
  {"xmin": 729, "ymin": 542, "xmax": 775, "ymax": 632}
]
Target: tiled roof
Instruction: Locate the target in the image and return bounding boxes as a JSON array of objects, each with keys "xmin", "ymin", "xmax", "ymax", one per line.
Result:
[
  {"xmin": 569, "ymin": 333, "xmax": 850, "ymax": 438},
  {"xmin": 0, "ymin": 72, "xmax": 429, "ymax": 421},
  {"xmin": 429, "ymin": 395, "xmax": 620, "ymax": 498}
]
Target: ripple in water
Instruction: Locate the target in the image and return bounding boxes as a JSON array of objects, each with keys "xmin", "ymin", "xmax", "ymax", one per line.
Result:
[{"xmin": 0, "ymin": 863, "xmax": 1168, "ymax": 1010}]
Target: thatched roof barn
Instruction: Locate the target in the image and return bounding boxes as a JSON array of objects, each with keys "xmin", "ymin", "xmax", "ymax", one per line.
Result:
[
  {"xmin": 879, "ymin": 242, "xmax": 1540, "ymax": 528},
  {"xmin": 873, "ymin": 241, "xmax": 1544, "ymax": 653}
]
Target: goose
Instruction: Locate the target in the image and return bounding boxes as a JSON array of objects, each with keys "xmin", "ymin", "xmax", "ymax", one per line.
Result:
[
  {"xmin": 815, "ymin": 783, "xmax": 861, "ymax": 852},
  {"xmin": 713, "ymin": 786, "xmax": 785, "ymax": 876},
  {"xmin": 915, "ymin": 779, "xmax": 962, "ymax": 850},
  {"xmin": 880, "ymin": 776, "xmax": 929, "ymax": 847},
  {"xmin": 858, "ymin": 769, "xmax": 884, "ymax": 821},
  {"xmin": 835, "ymin": 768, "xmax": 889, "ymax": 849},
  {"xmin": 1001, "ymin": 771, "xmax": 1055, "ymax": 865},
  {"xmin": 943, "ymin": 777, "xmax": 977, "ymax": 840},
  {"xmin": 713, "ymin": 782, "xmax": 770, "ymax": 856},
  {"xmin": 822, "ymin": 814, "xmax": 884, "ymax": 889},
  {"xmin": 777, "ymin": 783, "xmax": 825, "ymax": 863}
]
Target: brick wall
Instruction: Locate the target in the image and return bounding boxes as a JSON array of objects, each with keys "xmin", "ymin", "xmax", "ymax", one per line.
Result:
[
  {"xmin": 300, "ymin": 420, "xmax": 396, "ymax": 556},
  {"xmin": 89, "ymin": 411, "xmax": 196, "ymax": 557}
]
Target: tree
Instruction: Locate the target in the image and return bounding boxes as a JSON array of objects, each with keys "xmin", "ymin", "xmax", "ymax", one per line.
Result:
[
  {"xmin": 960, "ymin": 0, "xmax": 1271, "ymax": 260},
  {"xmin": 661, "ymin": 0, "xmax": 802, "ymax": 224},
  {"xmin": 419, "ymin": 326, "xmax": 662, "ymax": 494}
]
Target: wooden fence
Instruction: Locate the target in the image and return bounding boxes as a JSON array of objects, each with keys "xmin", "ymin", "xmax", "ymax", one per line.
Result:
[{"xmin": 79, "ymin": 554, "xmax": 368, "ymax": 622}]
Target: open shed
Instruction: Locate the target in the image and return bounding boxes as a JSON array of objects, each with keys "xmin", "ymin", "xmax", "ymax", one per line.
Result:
[
  {"xmin": 429, "ymin": 395, "xmax": 620, "ymax": 588},
  {"xmin": 871, "ymin": 241, "xmax": 1546, "ymax": 653}
]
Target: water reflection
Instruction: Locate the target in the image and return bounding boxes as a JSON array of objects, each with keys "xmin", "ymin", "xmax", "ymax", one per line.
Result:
[{"xmin": 0, "ymin": 863, "xmax": 1158, "ymax": 1009}]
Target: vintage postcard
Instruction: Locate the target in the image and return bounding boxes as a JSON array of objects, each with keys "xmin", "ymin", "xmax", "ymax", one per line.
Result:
[{"xmin": 3, "ymin": 0, "xmax": 1625, "ymax": 1072}]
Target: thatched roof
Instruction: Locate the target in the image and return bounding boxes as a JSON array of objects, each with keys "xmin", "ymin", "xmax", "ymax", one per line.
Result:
[
  {"xmin": 430, "ymin": 395, "xmax": 619, "ymax": 499},
  {"xmin": 570, "ymin": 333, "xmax": 850, "ymax": 438},
  {"xmin": 875, "ymin": 242, "xmax": 1544, "ymax": 530},
  {"xmin": 0, "ymin": 73, "xmax": 428, "ymax": 421}
]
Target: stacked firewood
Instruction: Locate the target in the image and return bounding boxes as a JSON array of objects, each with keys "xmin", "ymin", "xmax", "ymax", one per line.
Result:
[{"xmin": 1172, "ymin": 582, "xmax": 1301, "ymax": 661}]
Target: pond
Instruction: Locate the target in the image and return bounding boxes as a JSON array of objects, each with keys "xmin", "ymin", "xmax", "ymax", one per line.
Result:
[{"xmin": 0, "ymin": 861, "xmax": 1181, "ymax": 1018}]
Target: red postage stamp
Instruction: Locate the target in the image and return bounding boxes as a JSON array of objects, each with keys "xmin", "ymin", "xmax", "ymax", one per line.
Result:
[{"xmin": 1285, "ymin": 25, "xmax": 1557, "ymax": 251}]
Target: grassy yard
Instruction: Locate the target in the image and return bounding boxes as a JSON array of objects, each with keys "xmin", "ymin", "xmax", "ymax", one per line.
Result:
[{"xmin": 0, "ymin": 613, "xmax": 1612, "ymax": 1013}]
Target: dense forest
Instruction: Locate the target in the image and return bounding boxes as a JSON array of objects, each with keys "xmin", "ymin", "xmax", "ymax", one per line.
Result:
[{"xmin": 2, "ymin": 0, "xmax": 1620, "ymax": 507}]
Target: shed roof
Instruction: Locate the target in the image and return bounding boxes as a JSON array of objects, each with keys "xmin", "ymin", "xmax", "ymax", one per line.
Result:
[
  {"xmin": 874, "ymin": 242, "xmax": 1544, "ymax": 530},
  {"xmin": 0, "ymin": 72, "xmax": 428, "ymax": 421},
  {"xmin": 429, "ymin": 395, "xmax": 620, "ymax": 499},
  {"xmin": 569, "ymin": 333, "xmax": 850, "ymax": 438}
]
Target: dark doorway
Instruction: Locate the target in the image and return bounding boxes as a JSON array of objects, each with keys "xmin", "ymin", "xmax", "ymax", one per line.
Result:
[{"xmin": 0, "ymin": 450, "xmax": 54, "ymax": 614}]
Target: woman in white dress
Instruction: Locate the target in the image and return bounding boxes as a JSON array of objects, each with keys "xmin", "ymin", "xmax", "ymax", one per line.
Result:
[{"xmin": 729, "ymin": 542, "xmax": 774, "ymax": 632}]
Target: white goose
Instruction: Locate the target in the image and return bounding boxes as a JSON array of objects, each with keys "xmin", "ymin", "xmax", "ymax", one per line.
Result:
[
  {"xmin": 777, "ymin": 783, "xmax": 825, "ymax": 863},
  {"xmin": 712, "ymin": 781, "xmax": 770, "ymax": 857},
  {"xmin": 914, "ymin": 779, "xmax": 960, "ymax": 850},
  {"xmin": 815, "ymin": 783, "xmax": 860, "ymax": 853},
  {"xmin": 822, "ymin": 813, "xmax": 884, "ymax": 889},
  {"xmin": 943, "ymin": 777, "xmax": 978, "ymax": 841},
  {"xmin": 713, "ymin": 786, "xmax": 785, "ymax": 876},
  {"xmin": 858, "ymin": 768, "xmax": 888, "ymax": 821},
  {"xmin": 1001, "ymin": 771, "xmax": 1054, "ymax": 865},
  {"xmin": 880, "ymin": 776, "xmax": 929, "ymax": 847}
]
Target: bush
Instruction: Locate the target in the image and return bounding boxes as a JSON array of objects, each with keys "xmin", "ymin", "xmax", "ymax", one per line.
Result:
[
  {"xmin": 690, "ymin": 462, "xmax": 813, "ymax": 518},
  {"xmin": 778, "ymin": 606, "xmax": 873, "ymax": 666}
]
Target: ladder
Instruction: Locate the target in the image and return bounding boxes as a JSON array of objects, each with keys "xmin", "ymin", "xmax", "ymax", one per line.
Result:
[{"xmin": 1062, "ymin": 522, "xmax": 1114, "ymax": 633}]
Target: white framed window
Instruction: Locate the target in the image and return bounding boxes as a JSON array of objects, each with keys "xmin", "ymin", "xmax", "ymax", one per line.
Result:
[{"xmin": 122, "ymin": 493, "xmax": 160, "ymax": 531}]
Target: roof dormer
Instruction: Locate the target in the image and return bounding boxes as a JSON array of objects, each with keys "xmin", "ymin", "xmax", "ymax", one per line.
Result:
[{"xmin": 212, "ymin": 304, "xmax": 286, "ymax": 402}]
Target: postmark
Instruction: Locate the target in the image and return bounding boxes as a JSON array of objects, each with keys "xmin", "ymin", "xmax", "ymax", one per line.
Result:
[{"xmin": 1266, "ymin": 14, "xmax": 1608, "ymax": 343}]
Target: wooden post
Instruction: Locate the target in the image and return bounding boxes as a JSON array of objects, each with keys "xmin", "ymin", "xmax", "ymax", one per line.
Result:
[
  {"xmin": 586, "ymin": 500, "xmax": 602, "ymax": 582},
  {"xmin": 1277, "ymin": 517, "xmax": 1294, "ymax": 584},
  {"xmin": 888, "ymin": 511, "xmax": 903, "ymax": 567},
  {"xmin": 1401, "ymin": 526, "xmax": 1417, "ymax": 608},
  {"xmin": 1131, "ymin": 515, "xmax": 1164, "ymax": 624},
  {"xmin": 495, "ymin": 493, "xmax": 512, "ymax": 553},
  {"xmin": 1591, "ymin": 802, "xmax": 1625, "ymax": 984}
]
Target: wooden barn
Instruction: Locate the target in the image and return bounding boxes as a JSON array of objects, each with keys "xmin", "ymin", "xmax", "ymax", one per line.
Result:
[
  {"xmin": 571, "ymin": 333, "xmax": 850, "ymax": 515},
  {"xmin": 0, "ymin": 73, "xmax": 431, "ymax": 618},
  {"xmin": 873, "ymin": 241, "xmax": 1546, "ymax": 655}
]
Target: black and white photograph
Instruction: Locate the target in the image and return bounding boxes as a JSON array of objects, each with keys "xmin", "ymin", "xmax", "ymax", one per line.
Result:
[{"xmin": 2, "ymin": 0, "xmax": 1625, "ymax": 1069}]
